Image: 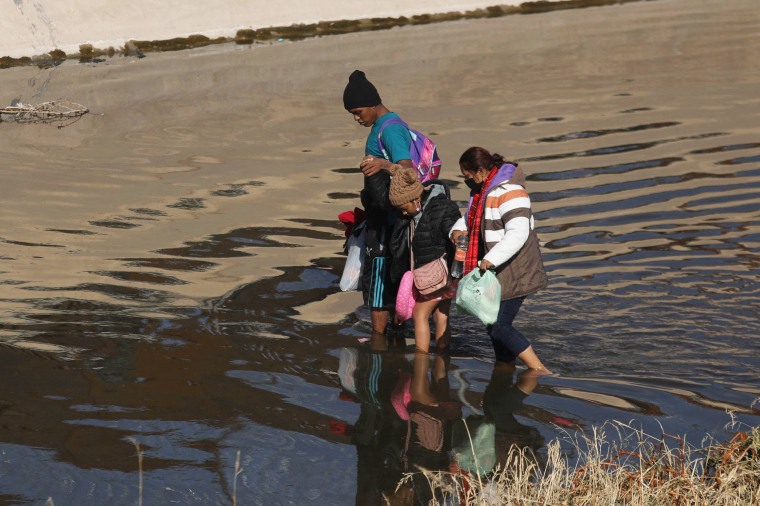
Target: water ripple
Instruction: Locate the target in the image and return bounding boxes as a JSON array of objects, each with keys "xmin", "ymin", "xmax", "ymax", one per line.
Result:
[{"xmin": 536, "ymin": 121, "xmax": 680, "ymax": 143}]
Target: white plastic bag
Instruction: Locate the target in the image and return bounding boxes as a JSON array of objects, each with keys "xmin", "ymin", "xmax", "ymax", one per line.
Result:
[
  {"xmin": 338, "ymin": 347, "xmax": 358, "ymax": 394},
  {"xmin": 455, "ymin": 269, "xmax": 501, "ymax": 325},
  {"xmin": 339, "ymin": 224, "xmax": 366, "ymax": 291}
]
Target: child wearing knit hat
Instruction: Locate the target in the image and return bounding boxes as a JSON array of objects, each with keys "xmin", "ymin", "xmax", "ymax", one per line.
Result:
[
  {"xmin": 389, "ymin": 165, "xmax": 424, "ymax": 210},
  {"xmin": 389, "ymin": 165, "xmax": 461, "ymax": 353}
]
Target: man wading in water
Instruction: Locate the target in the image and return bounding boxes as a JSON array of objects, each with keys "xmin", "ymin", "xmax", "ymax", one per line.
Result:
[{"xmin": 343, "ymin": 69, "xmax": 416, "ymax": 335}]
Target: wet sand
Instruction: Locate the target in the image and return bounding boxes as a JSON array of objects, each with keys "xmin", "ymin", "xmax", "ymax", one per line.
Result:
[{"xmin": 1, "ymin": 0, "xmax": 759, "ymax": 328}]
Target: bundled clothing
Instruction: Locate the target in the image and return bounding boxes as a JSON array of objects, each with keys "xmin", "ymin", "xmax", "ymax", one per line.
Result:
[
  {"xmin": 359, "ymin": 113, "xmax": 414, "ymax": 310},
  {"xmin": 360, "ymin": 169, "xmax": 395, "ymax": 309},
  {"xmin": 338, "ymin": 207, "xmax": 366, "ymax": 238}
]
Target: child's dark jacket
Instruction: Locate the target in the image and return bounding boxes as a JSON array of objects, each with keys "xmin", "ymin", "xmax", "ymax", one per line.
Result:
[{"xmin": 389, "ymin": 181, "xmax": 461, "ymax": 284}]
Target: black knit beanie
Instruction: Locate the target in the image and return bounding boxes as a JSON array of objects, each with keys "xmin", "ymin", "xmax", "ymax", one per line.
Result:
[{"xmin": 343, "ymin": 70, "xmax": 381, "ymax": 110}]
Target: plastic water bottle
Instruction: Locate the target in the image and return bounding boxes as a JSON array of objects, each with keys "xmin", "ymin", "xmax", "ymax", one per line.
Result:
[{"xmin": 450, "ymin": 235, "xmax": 468, "ymax": 279}]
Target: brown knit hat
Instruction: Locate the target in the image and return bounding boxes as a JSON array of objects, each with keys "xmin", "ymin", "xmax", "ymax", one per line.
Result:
[{"xmin": 389, "ymin": 165, "xmax": 423, "ymax": 207}]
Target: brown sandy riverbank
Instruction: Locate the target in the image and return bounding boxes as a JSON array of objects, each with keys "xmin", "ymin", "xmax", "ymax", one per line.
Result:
[{"xmin": 0, "ymin": 0, "xmax": 758, "ymax": 329}]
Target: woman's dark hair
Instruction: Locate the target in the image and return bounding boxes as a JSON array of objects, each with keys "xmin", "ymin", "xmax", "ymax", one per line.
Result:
[{"xmin": 458, "ymin": 146, "xmax": 514, "ymax": 174}]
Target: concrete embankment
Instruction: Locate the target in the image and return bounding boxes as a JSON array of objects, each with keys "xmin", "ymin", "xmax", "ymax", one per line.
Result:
[{"xmin": 1, "ymin": 0, "xmax": 570, "ymax": 60}]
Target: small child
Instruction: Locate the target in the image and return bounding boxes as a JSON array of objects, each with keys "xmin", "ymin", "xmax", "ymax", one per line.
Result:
[{"xmin": 388, "ymin": 166, "xmax": 461, "ymax": 352}]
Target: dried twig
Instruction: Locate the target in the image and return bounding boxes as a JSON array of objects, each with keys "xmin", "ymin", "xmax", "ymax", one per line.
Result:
[{"xmin": 0, "ymin": 99, "xmax": 88, "ymax": 126}]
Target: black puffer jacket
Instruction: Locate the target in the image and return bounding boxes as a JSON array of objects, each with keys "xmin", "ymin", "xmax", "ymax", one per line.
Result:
[
  {"xmin": 389, "ymin": 181, "xmax": 462, "ymax": 284},
  {"xmin": 360, "ymin": 171, "xmax": 394, "ymax": 258}
]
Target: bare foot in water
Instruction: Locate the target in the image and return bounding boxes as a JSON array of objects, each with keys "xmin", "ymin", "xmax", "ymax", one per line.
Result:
[
  {"xmin": 517, "ymin": 346, "xmax": 551, "ymax": 375},
  {"xmin": 435, "ymin": 336, "xmax": 450, "ymax": 353},
  {"xmin": 521, "ymin": 365, "xmax": 553, "ymax": 377}
]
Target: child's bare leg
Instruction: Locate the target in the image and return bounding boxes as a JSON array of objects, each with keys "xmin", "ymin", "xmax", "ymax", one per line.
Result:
[
  {"xmin": 431, "ymin": 353, "xmax": 451, "ymax": 400},
  {"xmin": 432, "ymin": 299, "xmax": 452, "ymax": 351},
  {"xmin": 410, "ymin": 350, "xmax": 436, "ymax": 405},
  {"xmin": 412, "ymin": 299, "xmax": 437, "ymax": 352}
]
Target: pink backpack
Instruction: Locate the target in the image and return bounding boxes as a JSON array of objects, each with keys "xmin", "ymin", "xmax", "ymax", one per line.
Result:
[
  {"xmin": 377, "ymin": 117, "xmax": 441, "ymax": 183},
  {"xmin": 395, "ymin": 270, "xmax": 417, "ymax": 322}
]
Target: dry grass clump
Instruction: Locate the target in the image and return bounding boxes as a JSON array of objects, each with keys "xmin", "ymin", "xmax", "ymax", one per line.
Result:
[{"xmin": 397, "ymin": 420, "xmax": 760, "ymax": 505}]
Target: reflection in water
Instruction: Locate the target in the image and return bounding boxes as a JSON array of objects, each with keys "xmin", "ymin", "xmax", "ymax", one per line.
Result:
[
  {"xmin": 338, "ymin": 339, "xmax": 558, "ymax": 505},
  {"xmin": 339, "ymin": 336, "xmax": 409, "ymax": 505},
  {"xmin": 396, "ymin": 352, "xmax": 461, "ymax": 505},
  {"xmin": 452, "ymin": 363, "xmax": 545, "ymax": 482},
  {"xmin": 339, "ymin": 340, "xmax": 463, "ymax": 506}
]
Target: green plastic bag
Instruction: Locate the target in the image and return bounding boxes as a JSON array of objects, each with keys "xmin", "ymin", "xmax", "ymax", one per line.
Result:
[
  {"xmin": 451, "ymin": 417, "xmax": 496, "ymax": 477},
  {"xmin": 455, "ymin": 269, "xmax": 501, "ymax": 325}
]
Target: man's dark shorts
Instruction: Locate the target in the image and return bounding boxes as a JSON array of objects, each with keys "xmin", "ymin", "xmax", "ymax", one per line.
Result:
[{"xmin": 362, "ymin": 255, "xmax": 396, "ymax": 310}]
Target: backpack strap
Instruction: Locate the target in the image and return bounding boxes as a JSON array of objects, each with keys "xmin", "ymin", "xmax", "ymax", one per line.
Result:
[
  {"xmin": 408, "ymin": 219, "xmax": 415, "ymax": 269},
  {"xmin": 376, "ymin": 117, "xmax": 409, "ymax": 161}
]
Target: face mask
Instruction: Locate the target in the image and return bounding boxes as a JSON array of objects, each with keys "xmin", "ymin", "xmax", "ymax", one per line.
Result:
[{"xmin": 465, "ymin": 178, "xmax": 483, "ymax": 193}]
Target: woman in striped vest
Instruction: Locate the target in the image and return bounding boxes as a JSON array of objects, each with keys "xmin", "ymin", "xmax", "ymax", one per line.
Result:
[{"xmin": 450, "ymin": 147, "xmax": 551, "ymax": 374}]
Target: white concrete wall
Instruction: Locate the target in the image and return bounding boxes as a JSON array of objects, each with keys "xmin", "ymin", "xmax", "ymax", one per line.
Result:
[{"xmin": 0, "ymin": 0, "xmax": 558, "ymax": 59}]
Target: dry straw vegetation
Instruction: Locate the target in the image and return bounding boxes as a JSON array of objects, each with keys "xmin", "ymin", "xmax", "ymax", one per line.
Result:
[
  {"xmin": 38, "ymin": 417, "xmax": 759, "ymax": 505},
  {"xmin": 397, "ymin": 419, "xmax": 760, "ymax": 505}
]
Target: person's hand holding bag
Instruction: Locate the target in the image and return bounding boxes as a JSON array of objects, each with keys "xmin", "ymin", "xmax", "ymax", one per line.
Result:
[{"xmin": 455, "ymin": 268, "xmax": 501, "ymax": 325}]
